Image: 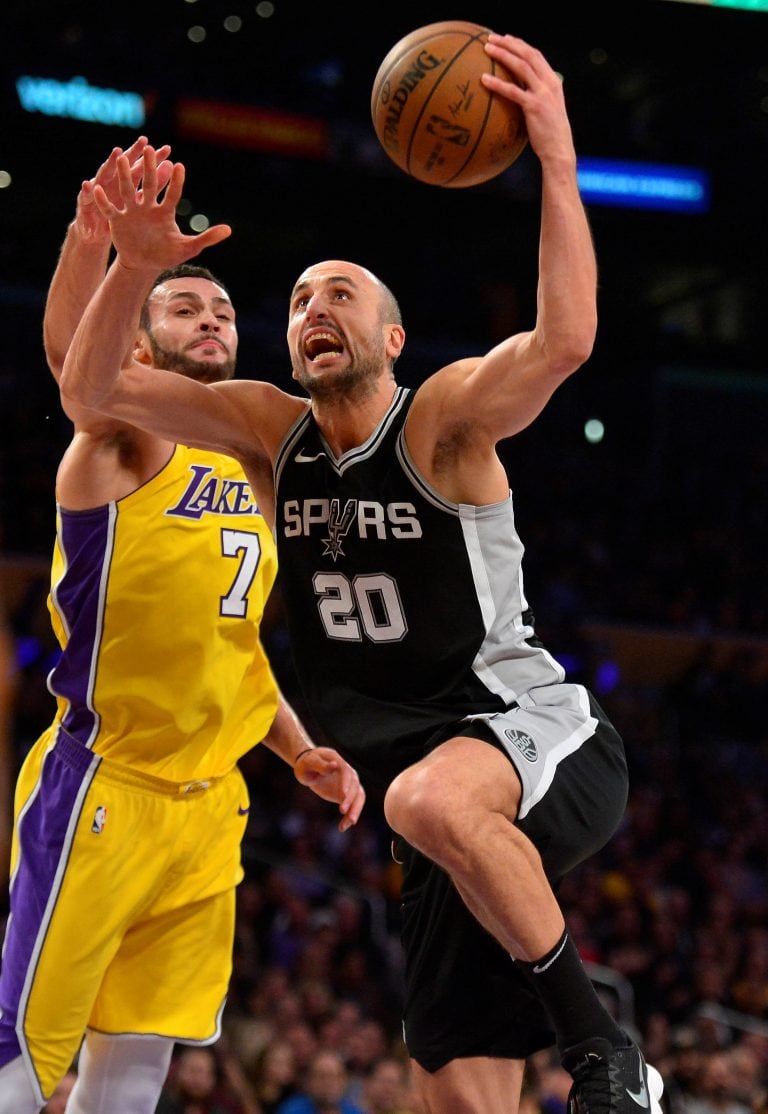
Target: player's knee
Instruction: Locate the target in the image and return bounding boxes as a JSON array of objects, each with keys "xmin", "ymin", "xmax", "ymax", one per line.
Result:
[{"xmin": 384, "ymin": 765, "xmax": 456, "ymax": 853}]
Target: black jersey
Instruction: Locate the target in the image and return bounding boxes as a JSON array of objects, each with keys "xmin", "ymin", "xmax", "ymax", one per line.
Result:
[{"xmin": 273, "ymin": 387, "xmax": 565, "ymax": 794}]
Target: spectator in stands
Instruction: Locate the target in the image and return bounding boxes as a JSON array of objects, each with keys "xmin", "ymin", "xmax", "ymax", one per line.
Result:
[{"xmin": 276, "ymin": 1049, "xmax": 364, "ymax": 1114}]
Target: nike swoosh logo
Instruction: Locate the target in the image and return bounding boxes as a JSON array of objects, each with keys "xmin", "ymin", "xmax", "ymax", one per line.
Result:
[
  {"xmin": 626, "ymin": 1065, "xmax": 648, "ymax": 1107},
  {"xmin": 627, "ymin": 1084, "xmax": 648, "ymax": 1106},
  {"xmin": 294, "ymin": 450, "xmax": 325, "ymax": 463},
  {"xmin": 532, "ymin": 933, "xmax": 569, "ymax": 974},
  {"xmin": 237, "ymin": 805, "xmax": 250, "ymax": 815}
]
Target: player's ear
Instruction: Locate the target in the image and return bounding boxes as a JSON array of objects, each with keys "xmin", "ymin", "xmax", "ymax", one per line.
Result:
[
  {"xmin": 133, "ymin": 330, "xmax": 153, "ymax": 365},
  {"xmin": 386, "ymin": 324, "xmax": 405, "ymax": 361}
]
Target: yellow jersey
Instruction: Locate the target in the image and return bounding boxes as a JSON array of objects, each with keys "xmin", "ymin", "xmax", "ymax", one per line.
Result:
[{"xmin": 46, "ymin": 444, "xmax": 278, "ymax": 780}]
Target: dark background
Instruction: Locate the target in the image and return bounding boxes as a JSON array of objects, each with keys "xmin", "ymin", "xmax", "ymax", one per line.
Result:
[{"xmin": 3, "ymin": 0, "xmax": 768, "ymax": 378}]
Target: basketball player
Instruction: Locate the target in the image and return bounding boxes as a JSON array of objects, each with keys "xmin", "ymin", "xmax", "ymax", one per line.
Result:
[
  {"xmin": 0, "ymin": 141, "xmax": 365, "ymax": 1114},
  {"xmin": 57, "ymin": 34, "xmax": 664, "ymax": 1114}
]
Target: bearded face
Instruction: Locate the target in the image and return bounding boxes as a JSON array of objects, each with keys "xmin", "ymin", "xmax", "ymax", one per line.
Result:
[
  {"xmin": 140, "ymin": 277, "xmax": 239, "ymax": 384},
  {"xmin": 147, "ymin": 335, "xmax": 237, "ymax": 383}
]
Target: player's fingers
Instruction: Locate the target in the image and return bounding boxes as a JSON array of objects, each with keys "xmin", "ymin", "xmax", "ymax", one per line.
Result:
[
  {"xmin": 162, "ymin": 161, "xmax": 186, "ymax": 210},
  {"xmin": 93, "ymin": 146, "xmax": 123, "ymax": 186},
  {"xmin": 338, "ymin": 767, "xmax": 363, "ymax": 812},
  {"xmin": 185, "ymin": 223, "xmax": 232, "ymax": 252},
  {"xmin": 92, "ymin": 183, "xmax": 117, "ymax": 219},
  {"xmin": 114, "ymin": 153, "xmax": 136, "ymax": 205},
  {"xmin": 156, "ymin": 160, "xmax": 174, "ymax": 192},
  {"xmin": 339, "ymin": 785, "xmax": 365, "ymax": 830},
  {"xmin": 141, "ymin": 145, "xmax": 158, "ymax": 198},
  {"xmin": 122, "ymin": 135, "xmax": 149, "ymax": 165}
]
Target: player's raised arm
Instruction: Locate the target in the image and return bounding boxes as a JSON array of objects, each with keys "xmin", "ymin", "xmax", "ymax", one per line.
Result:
[
  {"xmin": 62, "ymin": 147, "xmax": 231, "ymax": 405},
  {"xmin": 418, "ymin": 36, "xmax": 597, "ymax": 446},
  {"xmin": 43, "ymin": 138, "xmax": 172, "ymax": 379},
  {"xmin": 58, "ymin": 148, "xmax": 261, "ymax": 457}
]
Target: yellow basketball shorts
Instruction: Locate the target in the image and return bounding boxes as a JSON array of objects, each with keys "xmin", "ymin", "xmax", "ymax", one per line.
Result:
[{"xmin": 0, "ymin": 727, "xmax": 250, "ymax": 1101}]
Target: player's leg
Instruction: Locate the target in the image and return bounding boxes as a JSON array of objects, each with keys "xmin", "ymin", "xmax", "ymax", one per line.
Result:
[
  {"xmin": 385, "ymin": 685, "xmax": 663, "ymax": 1114},
  {"xmin": 64, "ymin": 771, "xmax": 245, "ymax": 1112},
  {"xmin": 410, "ymin": 1055, "xmax": 526, "ymax": 1114},
  {"xmin": 88, "ymin": 769, "xmax": 245, "ymax": 1044},
  {"xmin": 385, "ymin": 730, "xmax": 567, "ymax": 962},
  {"xmin": 0, "ymin": 1056, "xmax": 42, "ymax": 1113},
  {"xmin": 65, "ymin": 1032, "xmax": 174, "ymax": 1114},
  {"xmin": 0, "ymin": 730, "xmax": 126, "ymax": 1110},
  {"xmin": 395, "ymin": 839, "xmax": 553, "ymax": 1114}
]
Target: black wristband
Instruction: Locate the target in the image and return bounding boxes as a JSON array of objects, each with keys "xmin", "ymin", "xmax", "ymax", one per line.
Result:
[{"xmin": 293, "ymin": 747, "xmax": 314, "ymax": 767}]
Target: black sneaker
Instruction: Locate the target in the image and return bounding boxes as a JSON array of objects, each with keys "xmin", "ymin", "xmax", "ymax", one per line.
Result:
[{"xmin": 562, "ymin": 1037, "xmax": 664, "ymax": 1114}]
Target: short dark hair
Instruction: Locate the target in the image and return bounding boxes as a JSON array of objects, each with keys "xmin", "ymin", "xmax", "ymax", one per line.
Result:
[{"xmin": 139, "ymin": 264, "xmax": 231, "ymax": 331}]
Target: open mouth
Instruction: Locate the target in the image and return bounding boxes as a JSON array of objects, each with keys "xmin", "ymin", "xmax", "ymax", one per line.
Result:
[{"xmin": 304, "ymin": 331, "xmax": 344, "ymax": 362}]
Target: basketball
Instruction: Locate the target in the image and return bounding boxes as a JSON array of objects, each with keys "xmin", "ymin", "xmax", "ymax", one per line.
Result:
[{"xmin": 370, "ymin": 21, "xmax": 528, "ymax": 188}]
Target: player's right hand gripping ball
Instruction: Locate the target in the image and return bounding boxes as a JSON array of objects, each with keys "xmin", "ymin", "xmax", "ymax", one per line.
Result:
[{"xmin": 371, "ymin": 20, "xmax": 528, "ymax": 188}]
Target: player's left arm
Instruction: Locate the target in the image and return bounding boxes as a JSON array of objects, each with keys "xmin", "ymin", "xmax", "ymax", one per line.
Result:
[
  {"xmin": 261, "ymin": 695, "xmax": 366, "ymax": 832},
  {"xmin": 415, "ymin": 35, "xmax": 597, "ymax": 446}
]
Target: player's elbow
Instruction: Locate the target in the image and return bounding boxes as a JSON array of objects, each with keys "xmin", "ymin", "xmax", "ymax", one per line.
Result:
[
  {"xmin": 59, "ymin": 360, "xmax": 114, "ymax": 412},
  {"xmin": 546, "ymin": 321, "xmax": 596, "ymax": 378}
]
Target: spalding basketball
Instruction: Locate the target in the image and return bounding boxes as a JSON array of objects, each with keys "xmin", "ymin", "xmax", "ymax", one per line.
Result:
[{"xmin": 371, "ymin": 20, "xmax": 528, "ymax": 188}]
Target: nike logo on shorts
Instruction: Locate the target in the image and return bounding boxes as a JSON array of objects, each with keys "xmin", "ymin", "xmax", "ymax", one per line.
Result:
[{"xmin": 238, "ymin": 805, "xmax": 250, "ymax": 815}]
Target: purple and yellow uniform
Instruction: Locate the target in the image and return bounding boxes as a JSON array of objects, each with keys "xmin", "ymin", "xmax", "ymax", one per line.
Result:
[{"xmin": 0, "ymin": 446, "xmax": 277, "ymax": 1103}]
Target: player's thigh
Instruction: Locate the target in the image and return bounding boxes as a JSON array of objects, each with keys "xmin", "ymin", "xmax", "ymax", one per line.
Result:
[
  {"xmin": 91, "ymin": 768, "xmax": 247, "ymax": 1039},
  {"xmin": 92, "ymin": 885, "xmax": 237, "ymax": 1040},
  {"xmin": 462, "ymin": 684, "xmax": 628, "ymax": 878}
]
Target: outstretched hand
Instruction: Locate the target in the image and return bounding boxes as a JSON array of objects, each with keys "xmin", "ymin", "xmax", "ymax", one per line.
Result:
[
  {"xmin": 75, "ymin": 136, "xmax": 173, "ymax": 245},
  {"xmin": 294, "ymin": 748, "xmax": 366, "ymax": 832},
  {"xmin": 92, "ymin": 144, "xmax": 232, "ymax": 273}
]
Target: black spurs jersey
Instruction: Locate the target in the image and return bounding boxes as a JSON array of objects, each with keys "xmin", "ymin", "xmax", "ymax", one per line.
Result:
[{"xmin": 273, "ymin": 387, "xmax": 565, "ymax": 794}]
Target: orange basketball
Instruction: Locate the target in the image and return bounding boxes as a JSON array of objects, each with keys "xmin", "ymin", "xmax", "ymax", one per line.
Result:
[{"xmin": 370, "ymin": 20, "xmax": 528, "ymax": 188}]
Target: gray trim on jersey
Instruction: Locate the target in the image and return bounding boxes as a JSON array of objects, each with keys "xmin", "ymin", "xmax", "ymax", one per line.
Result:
[
  {"xmin": 397, "ymin": 422, "xmax": 566, "ymax": 705},
  {"xmin": 464, "ymin": 684, "xmax": 599, "ymax": 819}
]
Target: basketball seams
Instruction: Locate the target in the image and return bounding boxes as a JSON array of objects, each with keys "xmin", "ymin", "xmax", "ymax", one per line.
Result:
[
  {"xmin": 371, "ymin": 27, "xmax": 485, "ymax": 107},
  {"xmin": 370, "ymin": 21, "xmax": 485, "ymax": 101},
  {"xmin": 407, "ymin": 38, "xmax": 497, "ymax": 183}
]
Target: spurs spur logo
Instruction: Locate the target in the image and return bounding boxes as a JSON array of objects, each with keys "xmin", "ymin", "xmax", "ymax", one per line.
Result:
[
  {"xmin": 504, "ymin": 729, "xmax": 538, "ymax": 762},
  {"xmin": 322, "ymin": 499, "xmax": 358, "ymax": 561}
]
